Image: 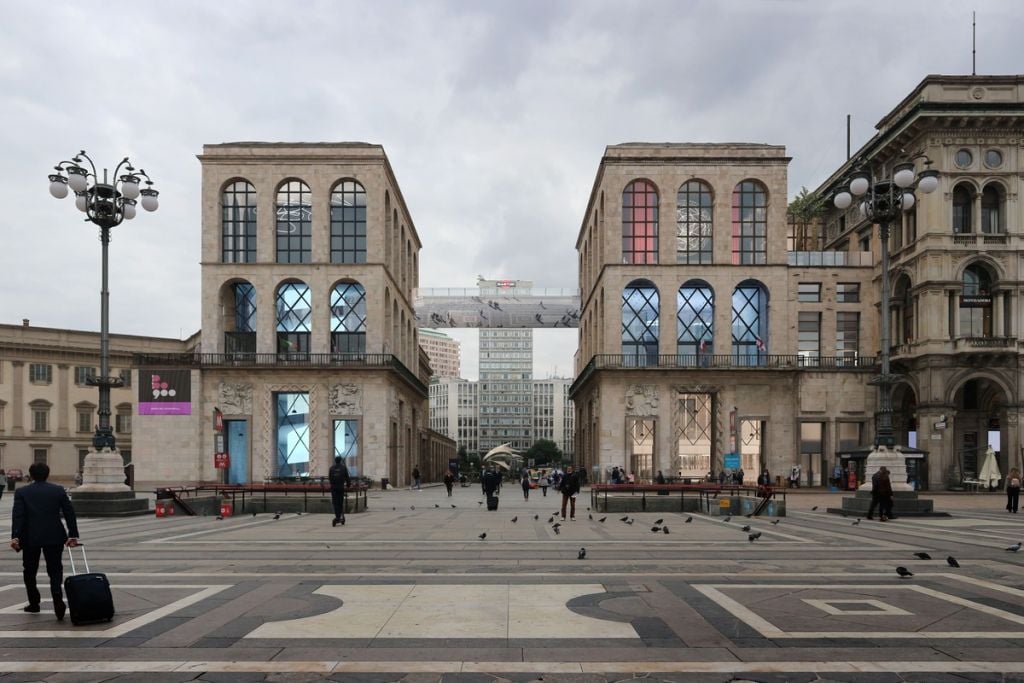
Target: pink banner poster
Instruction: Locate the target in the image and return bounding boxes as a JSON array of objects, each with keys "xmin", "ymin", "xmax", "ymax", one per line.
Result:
[{"xmin": 138, "ymin": 369, "xmax": 192, "ymax": 415}]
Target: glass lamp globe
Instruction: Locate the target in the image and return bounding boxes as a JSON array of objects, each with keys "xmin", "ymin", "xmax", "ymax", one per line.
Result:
[
  {"xmin": 67, "ymin": 167, "xmax": 89, "ymax": 193},
  {"xmin": 849, "ymin": 173, "xmax": 870, "ymax": 196},
  {"xmin": 75, "ymin": 193, "xmax": 88, "ymax": 212},
  {"xmin": 120, "ymin": 175, "xmax": 140, "ymax": 200},
  {"xmin": 833, "ymin": 190, "xmax": 852, "ymax": 210},
  {"xmin": 901, "ymin": 193, "xmax": 916, "ymax": 211},
  {"xmin": 48, "ymin": 176, "xmax": 68, "ymax": 199},
  {"xmin": 893, "ymin": 163, "xmax": 915, "ymax": 189},
  {"xmin": 140, "ymin": 189, "xmax": 159, "ymax": 212},
  {"xmin": 917, "ymin": 169, "xmax": 939, "ymax": 194},
  {"xmin": 123, "ymin": 200, "xmax": 137, "ymax": 220}
]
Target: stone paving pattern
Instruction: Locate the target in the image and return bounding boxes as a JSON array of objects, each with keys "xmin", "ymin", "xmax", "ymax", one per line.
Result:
[{"xmin": 2, "ymin": 486, "xmax": 1024, "ymax": 681}]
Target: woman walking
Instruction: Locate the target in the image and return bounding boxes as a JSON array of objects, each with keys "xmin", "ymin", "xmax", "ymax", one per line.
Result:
[
  {"xmin": 521, "ymin": 471, "xmax": 531, "ymax": 500},
  {"xmin": 1007, "ymin": 468, "xmax": 1021, "ymax": 513}
]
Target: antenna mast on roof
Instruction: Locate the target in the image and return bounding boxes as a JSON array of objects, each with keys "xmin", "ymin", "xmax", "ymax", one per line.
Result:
[{"xmin": 972, "ymin": 11, "xmax": 977, "ymax": 76}]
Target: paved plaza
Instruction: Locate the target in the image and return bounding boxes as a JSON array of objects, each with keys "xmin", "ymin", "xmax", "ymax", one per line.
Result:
[{"xmin": 3, "ymin": 487, "xmax": 1024, "ymax": 682}]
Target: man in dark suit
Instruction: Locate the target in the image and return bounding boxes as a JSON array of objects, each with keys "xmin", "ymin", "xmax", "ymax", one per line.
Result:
[
  {"xmin": 328, "ymin": 456, "xmax": 351, "ymax": 527},
  {"xmin": 9, "ymin": 463, "xmax": 79, "ymax": 620}
]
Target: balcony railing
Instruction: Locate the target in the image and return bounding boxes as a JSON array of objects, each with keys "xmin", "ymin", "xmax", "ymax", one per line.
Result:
[
  {"xmin": 955, "ymin": 337, "xmax": 1015, "ymax": 349},
  {"xmin": 570, "ymin": 353, "xmax": 878, "ymax": 395},
  {"xmin": 983, "ymin": 233, "xmax": 1008, "ymax": 245},
  {"xmin": 953, "ymin": 234, "xmax": 977, "ymax": 246},
  {"xmin": 133, "ymin": 352, "xmax": 428, "ymax": 395}
]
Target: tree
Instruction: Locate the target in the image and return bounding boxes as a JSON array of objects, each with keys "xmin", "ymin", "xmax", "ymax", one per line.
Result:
[
  {"xmin": 526, "ymin": 439, "xmax": 563, "ymax": 467},
  {"xmin": 787, "ymin": 186, "xmax": 828, "ymax": 251}
]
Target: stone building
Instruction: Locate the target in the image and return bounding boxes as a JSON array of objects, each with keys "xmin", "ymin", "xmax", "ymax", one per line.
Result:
[
  {"xmin": 419, "ymin": 328, "xmax": 461, "ymax": 379},
  {"xmin": 813, "ymin": 74, "xmax": 1024, "ymax": 489},
  {"xmin": 133, "ymin": 143, "xmax": 452, "ymax": 489}
]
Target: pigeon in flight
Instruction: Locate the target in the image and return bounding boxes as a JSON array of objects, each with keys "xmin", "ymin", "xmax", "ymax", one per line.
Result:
[
  {"xmin": 1008, "ymin": 543, "xmax": 1022, "ymax": 552},
  {"xmin": 685, "ymin": 516, "xmax": 693, "ymax": 523},
  {"xmin": 896, "ymin": 566, "xmax": 913, "ymax": 578},
  {"xmin": 947, "ymin": 556, "xmax": 960, "ymax": 568},
  {"xmin": 741, "ymin": 525, "xmax": 751, "ymax": 532},
  {"xmin": 511, "ymin": 516, "xmax": 518, "ymax": 523},
  {"xmin": 914, "ymin": 552, "xmax": 932, "ymax": 560},
  {"xmin": 578, "ymin": 547, "xmax": 586, "ymax": 560},
  {"xmin": 479, "ymin": 532, "xmax": 487, "ymax": 540},
  {"xmin": 654, "ymin": 518, "xmax": 664, "ymax": 525},
  {"xmin": 598, "ymin": 516, "xmax": 607, "ymax": 523},
  {"xmin": 748, "ymin": 532, "xmax": 761, "ymax": 542}
]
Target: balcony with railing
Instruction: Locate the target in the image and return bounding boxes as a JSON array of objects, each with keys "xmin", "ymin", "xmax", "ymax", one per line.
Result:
[
  {"xmin": 954, "ymin": 337, "xmax": 1016, "ymax": 350},
  {"xmin": 133, "ymin": 352, "xmax": 428, "ymax": 394},
  {"xmin": 570, "ymin": 353, "xmax": 878, "ymax": 395}
]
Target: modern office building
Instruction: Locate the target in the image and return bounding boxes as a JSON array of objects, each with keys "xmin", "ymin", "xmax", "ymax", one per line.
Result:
[
  {"xmin": 533, "ymin": 377, "xmax": 575, "ymax": 461},
  {"xmin": 478, "ymin": 328, "xmax": 534, "ymax": 453},
  {"xmin": 419, "ymin": 328, "xmax": 461, "ymax": 379},
  {"xmin": 429, "ymin": 376, "xmax": 479, "ymax": 455},
  {"xmin": 570, "ymin": 75, "xmax": 1024, "ymax": 490}
]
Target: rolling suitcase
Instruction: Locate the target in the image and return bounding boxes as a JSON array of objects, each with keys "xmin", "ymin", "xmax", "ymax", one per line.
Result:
[
  {"xmin": 487, "ymin": 493, "xmax": 499, "ymax": 511},
  {"xmin": 64, "ymin": 545, "xmax": 115, "ymax": 625}
]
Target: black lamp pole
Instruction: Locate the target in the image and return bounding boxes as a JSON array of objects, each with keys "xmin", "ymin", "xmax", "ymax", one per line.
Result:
[{"xmin": 49, "ymin": 151, "xmax": 159, "ymax": 451}]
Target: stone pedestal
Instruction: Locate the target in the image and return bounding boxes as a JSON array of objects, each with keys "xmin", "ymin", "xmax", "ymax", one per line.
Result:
[
  {"xmin": 71, "ymin": 448, "xmax": 149, "ymax": 517},
  {"xmin": 828, "ymin": 445, "xmax": 945, "ymax": 517}
]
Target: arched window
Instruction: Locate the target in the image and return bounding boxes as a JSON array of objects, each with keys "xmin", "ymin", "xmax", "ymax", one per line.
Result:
[
  {"xmin": 961, "ymin": 264, "xmax": 993, "ymax": 338},
  {"xmin": 330, "ymin": 180, "xmax": 367, "ymax": 263},
  {"xmin": 276, "ymin": 180, "xmax": 311, "ymax": 264},
  {"xmin": 276, "ymin": 281, "xmax": 311, "ymax": 353},
  {"xmin": 732, "ymin": 282, "xmax": 768, "ymax": 364},
  {"xmin": 677, "ymin": 282, "xmax": 713, "ymax": 363},
  {"xmin": 731, "ymin": 181, "xmax": 768, "ymax": 265},
  {"xmin": 331, "ymin": 282, "xmax": 366, "ymax": 354},
  {"xmin": 222, "ymin": 180, "xmax": 256, "ymax": 263},
  {"xmin": 622, "ymin": 280, "xmax": 659, "ymax": 366},
  {"xmin": 952, "ymin": 183, "xmax": 973, "ymax": 234},
  {"xmin": 981, "ymin": 184, "xmax": 1003, "ymax": 234},
  {"xmin": 225, "ymin": 281, "xmax": 256, "ymax": 353},
  {"xmin": 622, "ymin": 180, "xmax": 659, "ymax": 264},
  {"xmin": 894, "ymin": 275, "xmax": 914, "ymax": 345},
  {"xmin": 676, "ymin": 181, "xmax": 713, "ymax": 264}
]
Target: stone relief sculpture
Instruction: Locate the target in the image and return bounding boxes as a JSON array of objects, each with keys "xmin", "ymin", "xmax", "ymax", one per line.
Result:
[
  {"xmin": 625, "ymin": 385, "xmax": 659, "ymax": 416},
  {"xmin": 329, "ymin": 383, "xmax": 361, "ymax": 415},
  {"xmin": 218, "ymin": 382, "xmax": 252, "ymax": 415}
]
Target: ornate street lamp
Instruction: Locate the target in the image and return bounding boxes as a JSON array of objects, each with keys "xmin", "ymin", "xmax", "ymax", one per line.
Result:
[{"xmin": 48, "ymin": 151, "xmax": 158, "ymax": 485}]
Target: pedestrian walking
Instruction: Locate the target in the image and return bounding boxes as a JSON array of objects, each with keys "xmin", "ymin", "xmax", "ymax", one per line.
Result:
[
  {"xmin": 866, "ymin": 468, "xmax": 882, "ymax": 519},
  {"xmin": 482, "ymin": 467, "xmax": 501, "ymax": 510},
  {"xmin": 877, "ymin": 467, "xmax": 894, "ymax": 521},
  {"xmin": 443, "ymin": 469, "xmax": 455, "ymax": 497},
  {"xmin": 9, "ymin": 463, "xmax": 79, "ymax": 620},
  {"xmin": 559, "ymin": 464, "xmax": 581, "ymax": 521},
  {"xmin": 540, "ymin": 472, "xmax": 550, "ymax": 497},
  {"xmin": 655, "ymin": 470, "xmax": 666, "ymax": 484},
  {"xmin": 328, "ymin": 456, "xmax": 350, "ymax": 527},
  {"xmin": 411, "ymin": 466, "xmax": 421, "ymax": 491},
  {"xmin": 1007, "ymin": 468, "xmax": 1021, "ymax": 513},
  {"xmin": 521, "ymin": 471, "xmax": 531, "ymax": 500}
]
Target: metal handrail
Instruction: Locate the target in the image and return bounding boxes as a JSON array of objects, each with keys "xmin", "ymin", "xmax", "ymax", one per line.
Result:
[
  {"xmin": 588, "ymin": 483, "xmax": 784, "ymax": 515},
  {"xmin": 157, "ymin": 483, "xmax": 369, "ymax": 514}
]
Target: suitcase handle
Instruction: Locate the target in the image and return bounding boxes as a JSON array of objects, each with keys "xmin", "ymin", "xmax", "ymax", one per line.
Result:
[{"xmin": 66, "ymin": 543, "xmax": 90, "ymax": 575}]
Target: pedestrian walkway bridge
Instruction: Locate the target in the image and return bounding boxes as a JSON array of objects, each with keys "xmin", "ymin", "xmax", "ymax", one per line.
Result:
[{"xmin": 414, "ymin": 287, "xmax": 580, "ymax": 328}]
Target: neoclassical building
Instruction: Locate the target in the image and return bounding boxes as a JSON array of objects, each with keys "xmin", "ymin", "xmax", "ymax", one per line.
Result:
[
  {"xmin": 133, "ymin": 143, "xmax": 452, "ymax": 489},
  {"xmin": 571, "ymin": 75, "xmax": 1024, "ymax": 490}
]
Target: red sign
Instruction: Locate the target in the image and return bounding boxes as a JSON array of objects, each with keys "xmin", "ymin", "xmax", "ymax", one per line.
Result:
[
  {"xmin": 214, "ymin": 452, "xmax": 230, "ymax": 470},
  {"xmin": 213, "ymin": 408, "xmax": 224, "ymax": 432}
]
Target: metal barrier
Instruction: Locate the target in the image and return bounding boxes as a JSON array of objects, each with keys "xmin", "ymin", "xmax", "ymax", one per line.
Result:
[
  {"xmin": 155, "ymin": 483, "xmax": 369, "ymax": 514},
  {"xmin": 589, "ymin": 484, "xmax": 783, "ymax": 514}
]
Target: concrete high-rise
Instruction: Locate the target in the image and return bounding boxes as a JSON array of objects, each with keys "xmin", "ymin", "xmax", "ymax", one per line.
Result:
[
  {"xmin": 419, "ymin": 329, "xmax": 461, "ymax": 379},
  {"xmin": 478, "ymin": 327, "xmax": 534, "ymax": 453}
]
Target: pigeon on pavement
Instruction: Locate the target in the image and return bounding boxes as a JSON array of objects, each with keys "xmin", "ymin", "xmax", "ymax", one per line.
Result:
[
  {"xmin": 626, "ymin": 519, "xmax": 635, "ymax": 525},
  {"xmin": 748, "ymin": 532, "xmax": 761, "ymax": 542},
  {"xmin": 620, "ymin": 516, "xmax": 629, "ymax": 522},
  {"xmin": 896, "ymin": 566, "xmax": 913, "ymax": 578},
  {"xmin": 947, "ymin": 556, "xmax": 961, "ymax": 568},
  {"xmin": 685, "ymin": 516, "xmax": 693, "ymax": 523},
  {"xmin": 251, "ymin": 511, "xmax": 258, "ymax": 518},
  {"xmin": 553, "ymin": 526, "xmax": 561, "ymax": 535},
  {"xmin": 654, "ymin": 518, "xmax": 664, "ymax": 525},
  {"xmin": 435, "ymin": 504, "xmax": 440, "ymax": 508},
  {"xmin": 578, "ymin": 547, "xmax": 586, "ymax": 560},
  {"xmin": 663, "ymin": 526, "xmax": 670, "ymax": 534},
  {"xmin": 548, "ymin": 516, "xmax": 555, "ymax": 523},
  {"xmin": 273, "ymin": 512, "xmax": 281, "ymax": 520},
  {"xmin": 852, "ymin": 519, "xmax": 861, "ymax": 526},
  {"xmin": 741, "ymin": 525, "xmax": 751, "ymax": 532},
  {"xmin": 598, "ymin": 516, "xmax": 607, "ymax": 523},
  {"xmin": 534, "ymin": 514, "xmax": 539, "ymax": 520},
  {"xmin": 478, "ymin": 532, "xmax": 487, "ymax": 540},
  {"xmin": 914, "ymin": 552, "xmax": 932, "ymax": 560},
  {"xmin": 811, "ymin": 506, "xmax": 819, "ymax": 511},
  {"xmin": 451, "ymin": 504, "xmax": 457, "ymax": 508},
  {"xmin": 215, "ymin": 515, "xmax": 223, "ymax": 521},
  {"xmin": 651, "ymin": 526, "xmax": 661, "ymax": 533},
  {"xmin": 511, "ymin": 516, "xmax": 518, "ymax": 523},
  {"xmin": 771, "ymin": 519, "xmax": 780, "ymax": 525},
  {"xmin": 589, "ymin": 513, "xmax": 593, "ymax": 520},
  {"xmin": 1008, "ymin": 543, "xmax": 1022, "ymax": 552},
  {"xmin": 723, "ymin": 516, "xmax": 731, "ymax": 523}
]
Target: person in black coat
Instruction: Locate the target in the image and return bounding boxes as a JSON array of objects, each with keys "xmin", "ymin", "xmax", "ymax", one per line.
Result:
[
  {"xmin": 328, "ymin": 456, "xmax": 351, "ymax": 527},
  {"xmin": 558, "ymin": 464, "xmax": 582, "ymax": 521},
  {"xmin": 10, "ymin": 463, "xmax": 79, "ymax": 620}
]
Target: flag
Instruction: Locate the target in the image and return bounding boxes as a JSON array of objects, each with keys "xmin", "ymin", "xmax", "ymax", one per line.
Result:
[{"xmin": 754, "ymin": 335, "xmax": 766, "ymax": 352}]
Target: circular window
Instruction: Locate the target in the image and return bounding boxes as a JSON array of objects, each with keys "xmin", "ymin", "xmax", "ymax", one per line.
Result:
[
  {"xmin": 985, "ymin": 149, "xmax": 1003, "ymax": 168},
  {"xmin": 955, "ymin": 149, "xmax": 973, "ymax": 168}
]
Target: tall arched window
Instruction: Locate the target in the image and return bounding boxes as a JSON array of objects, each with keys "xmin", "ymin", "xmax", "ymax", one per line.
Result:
[
  {"xmin": 276, "ymin": 281, "xmax": 311, "ymax": 353},
  {"xmin": 676, "ymin": 181, "xmax": 713, "ymax": 264},
  {"xmin": 330, "ymin": 180, "xmax": 367, "ymax": 263},
  {"xmin": 622, "ymin": 180, "xmax": 659, "ymax": 264},
  {"xmin": 677, "ymin": 282, "xmax": 714, "ymax": 363},
  {"xmin": 981, "ymin": 184, "xmax": 1003, "ymax": 234},
  {"xmin": 331, "ymin": 282, "xmax": 366, "ymax": 354},
  {"xmin": 961, "ymin": 264, "xmax": 993, "ymax": 338},
  {"xmin": 222, "ymin": 180, "xmax": 256, "ymax": 263},
  {"xmin": 622, "ymin": 280, "xmax": 659, "ymax": 366},
  {"xmin": 731, "ymin": 180, "xmax": 768, "ymax": 265},
  {"xmin": 276, "ymin": 180, "xmax": 311, "ymax": 263},
  {"xmin": 732, "ymin": 282, "xmax": 768, "ymax": 365},
  {"xmin": 894, "ymin": 275, "xmax": 914, "ymax": 345},
  {"xmin": 225, "ymin": 281, "xmax": 256, "ymax": 353},
  {"xmin": 952, "ymin": 183, "xmax": 973, "ymax": 234}
]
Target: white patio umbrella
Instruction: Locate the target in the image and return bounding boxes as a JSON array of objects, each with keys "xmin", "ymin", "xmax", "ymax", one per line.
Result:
[{"xmin": 979, "ymin": 445, "xmax": 1003, "ymax": 489}]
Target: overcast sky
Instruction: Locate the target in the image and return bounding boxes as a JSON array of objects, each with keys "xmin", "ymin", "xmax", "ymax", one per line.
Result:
[{"xmin": 1, "ymin": 1, "xmax": 1020, "ymax": 380}]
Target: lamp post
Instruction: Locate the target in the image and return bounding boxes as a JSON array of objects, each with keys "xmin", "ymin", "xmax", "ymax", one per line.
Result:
[
  {"xmin": 48, "ymin": 151, "xmax": 158, "ymax": 484},
  {"xmin": 832, "ymin": 158, "xmax": 938, "ymax": 457}
]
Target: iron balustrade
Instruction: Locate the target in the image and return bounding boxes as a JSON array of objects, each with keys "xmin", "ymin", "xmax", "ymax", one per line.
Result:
[
  {"xmin": 134, "ymin": 352, "xmax": 428, "ymax": 395},
  {"xmin": 589, "ymin": 483, "xmax": 784, "ymax": 515}
]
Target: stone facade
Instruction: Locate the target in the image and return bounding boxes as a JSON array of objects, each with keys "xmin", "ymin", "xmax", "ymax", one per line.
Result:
[{"xmin": 419, "ymin": 329, "xmax": 461, "ymax": 379}]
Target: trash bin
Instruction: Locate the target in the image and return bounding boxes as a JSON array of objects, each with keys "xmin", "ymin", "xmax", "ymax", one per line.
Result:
[
  {"xmin": 6, "ymin": 479, "xmax": 13, "ymax": 492},
  {"xmin": 381, "ymin": 477, "xmax": 389, "ymax": 490}
]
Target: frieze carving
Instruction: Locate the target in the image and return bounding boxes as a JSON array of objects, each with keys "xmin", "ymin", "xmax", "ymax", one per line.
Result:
[
  {"xmin": 329, "ymin": 383, "xmax": 361, "ymax": 416},
  {"xmin": 218, "ymin": 382, "xmax": 252, "ymax": 415},
  {"xmin": 1008, "ymin": 413, "xmax": 1019, "ymax": 426},
  {"xmin": 625, "ymin": 385, "xmax": 659, "ymax": 416}
]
